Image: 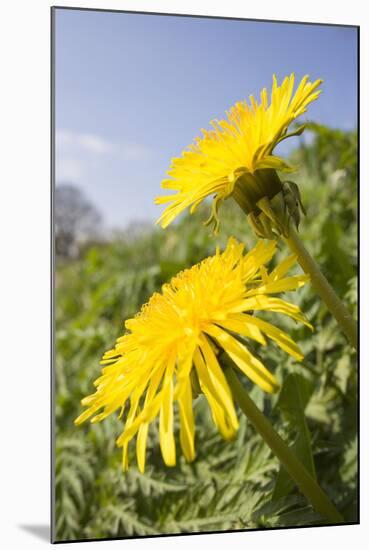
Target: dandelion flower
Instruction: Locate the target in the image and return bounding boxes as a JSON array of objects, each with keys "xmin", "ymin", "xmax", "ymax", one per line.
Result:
[
  {"xmin": 75, "ymin": 238, "xmax": 311, "ymax": 472},
  {"xmin": 155, "ymin": 74, "xmax": 322, "ymax": 232}
]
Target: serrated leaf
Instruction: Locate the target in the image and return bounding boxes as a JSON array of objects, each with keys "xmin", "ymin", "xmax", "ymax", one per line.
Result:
[{"xmin": 272, "ymin": 373, "xmax": 316, "ymax": 500}]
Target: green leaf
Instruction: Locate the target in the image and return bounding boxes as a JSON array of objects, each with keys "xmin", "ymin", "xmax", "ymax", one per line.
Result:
[{"xmin": 272, "ymin": 373, "xmax": 316, "ymax": 500}]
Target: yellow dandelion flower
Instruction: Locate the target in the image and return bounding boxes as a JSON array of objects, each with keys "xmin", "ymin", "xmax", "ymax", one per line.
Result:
[
  {"xmin": 155, "ymin": 73, "xmax": 322, "ymax": 232},
  {"xmin": 75, "ymin": 238, "xmax": 311, "ymax": 473}
]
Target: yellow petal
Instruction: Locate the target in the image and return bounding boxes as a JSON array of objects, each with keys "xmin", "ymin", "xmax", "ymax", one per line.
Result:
[
  {"xmin": 199, "ymin": 334, "xmax": 239, "ymax": 431},
  {"xmin": 116, "ymin": 363, "xmax": 166, "ymax": 447},
  {"xmin": 233, "ymin": 295, "xmax": 313, "ymax": 328},
  {"xmin": 135, "ymin": 364, "xmax": 166, "ymax": 473},
  {"xmin": 121, "ymin": 397, "xmax": 139, "ymax": 471},
  {"xmin": 159, "ymin": 378, "xmax": 176, "ymax": 466},
  {"xmin": 242, "ymin": 240, "xmax": 277, "ymax": 281},
  {"xmin": 255, "ymin": 154, "xmax": 295, "ymax": 172},
  {"xmin": 136, "ymin": 423, "xmax": 149, "ymax": 473},
  {"xmin": 216, "ymin": 317, "xmax": 266, "ymax": 345},
  {"xmin": 205, "ymin": 324, "xmax": 279, "ymax": 393},
  {"xmin": 74, "ymin": 407, "xmax": 97, "ymax": 426},
  {"xmin": 193, "ymin": 348, "xmax": 237, "ymax": 439},
  {"xmin": 269, "ymin": 254, "xmax": 298, "ymax": 282},
  {"xmin": 205, "ymin": 391, "xmax": 236, "ymax": 440},
  {"xmin": 239, "ymin": 313, "xmax": 304, "ymax": 361},
  {"xmin": 245, "ymin": 275, "xmax": 309, "ymax": 295},
  {"xmin": 177, "ymin": 378, "xmax": 195, "ymax": 462}
]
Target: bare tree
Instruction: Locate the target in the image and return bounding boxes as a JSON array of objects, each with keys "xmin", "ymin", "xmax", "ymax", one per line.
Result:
[{"xmin": 55, "ymin": 183, "xmax": 102, "ymax": 258}]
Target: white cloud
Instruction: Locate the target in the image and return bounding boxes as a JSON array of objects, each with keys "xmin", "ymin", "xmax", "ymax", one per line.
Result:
[
  {"xmin": 56, "ymin": 129, "xmax": 114, "ymax": 154},
  {"xmin": 56, "ymin": 129, "xmax": 152, "ymax": 159}
]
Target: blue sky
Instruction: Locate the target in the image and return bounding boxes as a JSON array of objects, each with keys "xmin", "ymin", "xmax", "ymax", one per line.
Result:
[{"xmin": 55, "ymin": 9, "xmax": 358, "ymax": 229}]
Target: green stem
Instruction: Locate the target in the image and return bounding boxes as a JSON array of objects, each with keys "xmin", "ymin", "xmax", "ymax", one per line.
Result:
[
  {"xmin": 224, "ymin": 365, "xmax": 344, "ymax": 524},
  {"xmin": 283, "ymin": 225, "xmax": 357, "ymax": 350}
]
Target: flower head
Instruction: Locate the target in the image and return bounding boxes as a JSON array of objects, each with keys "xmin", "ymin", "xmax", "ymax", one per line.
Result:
[
  {"xmin": 75, "ymin": 238, "xmax": 311, "ymax": 472},
  {"xmin": 155, "ymin": 74, "xmax": 322, "ymax": 231}
]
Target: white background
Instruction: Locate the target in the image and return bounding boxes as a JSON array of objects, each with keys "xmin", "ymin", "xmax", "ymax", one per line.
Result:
[{"xmin": 0, "ymin": 0, "xmax": 367, "ymax": 548}]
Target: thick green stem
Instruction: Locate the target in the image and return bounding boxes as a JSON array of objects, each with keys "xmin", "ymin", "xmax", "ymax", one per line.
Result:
[
  {"xmin": 284, "ymin": 225, "xmax": 357, "ymax": 350},
  {"xmin": 224, "ymin": 365, "xmax": 344, "ymax": 524}
]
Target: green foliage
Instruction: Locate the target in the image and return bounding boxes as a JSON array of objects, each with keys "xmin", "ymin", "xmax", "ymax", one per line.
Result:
[
  {"xmin": 54, "ymin": 124, "xmax": 357, "ymax": 541},
  {"xmin": 272, "ymin": 373, "xmax": 316, "ymax": 500},
  {"xmin": 55, "ymin": 435, "xmax": 96, "ymax": 539}
]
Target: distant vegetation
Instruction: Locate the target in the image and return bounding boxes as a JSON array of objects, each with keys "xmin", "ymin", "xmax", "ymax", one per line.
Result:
[{"xmin": 55, "ymin": 183, "xmax": 102, "ymax": 259}]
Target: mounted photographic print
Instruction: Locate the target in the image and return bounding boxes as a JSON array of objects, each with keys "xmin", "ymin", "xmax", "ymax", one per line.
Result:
[{"xmin": 52, "ymin": 6, "xmax": 359, "ymax": 543}]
